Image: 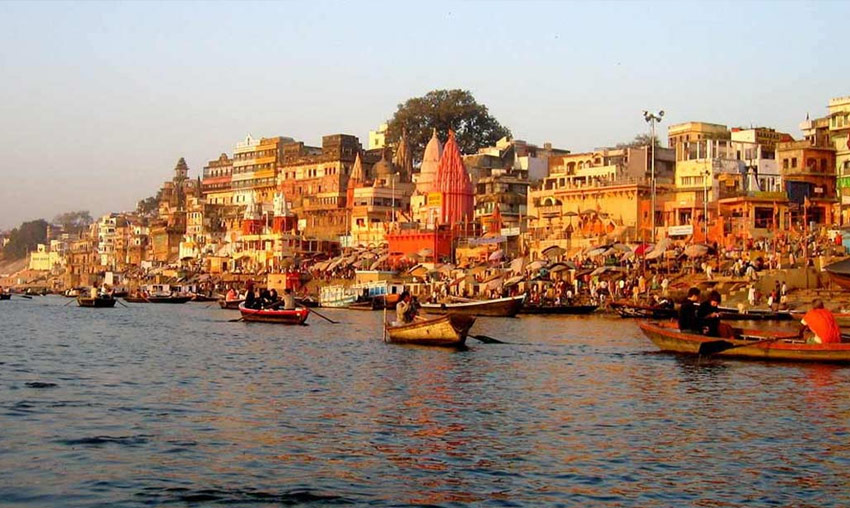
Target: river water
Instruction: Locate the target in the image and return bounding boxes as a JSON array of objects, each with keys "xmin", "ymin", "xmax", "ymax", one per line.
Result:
[{"xmin": 1, "ymin": 296, "xmax": 849, "ymax": 507}]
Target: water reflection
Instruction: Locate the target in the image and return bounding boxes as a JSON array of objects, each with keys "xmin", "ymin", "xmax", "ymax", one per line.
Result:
[{"xmin": 0, "ymin": 297, "xmax": 849, "ymax": 506}]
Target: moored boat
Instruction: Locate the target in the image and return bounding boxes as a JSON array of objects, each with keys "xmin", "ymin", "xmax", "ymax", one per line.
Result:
[
  {"xmin": 420, "ymin": 295, "xmax": 525, "ymax": 317},
  {"xmin": 123, "ymin": 295, "xmax": 193, "ymax": 304},
  {"xmin": 0, "ymin": 293, "xmax": 11, "ymax": 301},
  {"xmin": 716, "ymin": 306, "xmax": 794, "ymax": 321},
  {"xmin": 238, "ymin": 304, "xmax": 309, "ymax": 324},
  {"xmin": 519, "ymin": 303, "xmax": 598, "ymax": 315},
  {"xmin": 610, "ymin": 300, "xmax": 677, "ymax": 319},
  {"xmin": 385, "ymin": 314, "xmax": 476, "ymax": 347},
  {"xmin": 825, "ymin": 259, "xmax": 850, "ymax": 290},
  {"xmin": 77, "ymin": 295, "xmax": 117, "ymax": 308},
  {"xmin": 639, "ymin": 320, "xmax": 850, "ymax": 363}
]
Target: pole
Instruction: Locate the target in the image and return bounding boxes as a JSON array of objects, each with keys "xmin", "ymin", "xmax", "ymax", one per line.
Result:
[
  {"xmin": 704, "ymin": 171, "xmax": 709, "ymax": 241},
  {"xmin": 650, "ymin": 118, "xmax": 656, "ymax": 243}
]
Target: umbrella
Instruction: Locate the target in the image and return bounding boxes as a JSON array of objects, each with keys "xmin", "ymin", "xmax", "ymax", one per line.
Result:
[
  {"xmin": 646, "ymin": 238, "xmax": 672, "ymax": 260},
  {"xmin": 407, "ymin": 264, "xmax": 428, "ymax": 277},
  {"xmin": 683, "ymin": 244, "xmax": 710, "ymax": 258},
  {"xmin": 549, "ymin": 263, "xmax": 570, "ymax": 273},
  {"xmin": 359, "ymin": 251, "xmax": 377, "ymax": 260},
  {"xmin": 489, "ymin": 250, "xmax": 504, "ymax": 262},
  {"xmin": 370, "ymin": 253, "xmax": 389, "ymax": 270},
  {"xmin": 504, "ymin": 275, "xmax": 525, "ymax": 287},
  {"xmin": 633, "ymin": 243, "xmax": 653, "ymax": 256},
  {"xmin": 437, "ymin": 264, "xmax": 455, "ymax": 274},
  {"xmin": 469, "ymin": 265, "xmax": 488, "ymax": 275},
  {"xmin": 510, "ymin": 257, "xmax": 526, "ymax": 274},
  {"xmin": 417, "ymin": 248, "xmax": 433, "ymax": 258},
  {"xmin": 527, "ymin": 260, "xmax": 547, "ymax": 271},
  {"xmin": 612, "ymin": 243, "xmax": 631, "ymax": 252},
  {"xmin": 586, "ymin": 247, "xmax": 607, "ymax": 257},
  {"xmin": 542, "ymin": 245, "xmax": 565, "ymax": 259},
  {"xmin": 581, "ymin": 209, "xmax": 597, "ymax": 216},
  {"xmin": 565, "ymin": 211, "xmax": 579, "ymax": 217},
  {"xmin": 352, "ymin": 259, "xmax": 368, "ymax": 269},
  {"xmin": 485, "ymin": 277, "xmax": 503, "ymax": 291}
]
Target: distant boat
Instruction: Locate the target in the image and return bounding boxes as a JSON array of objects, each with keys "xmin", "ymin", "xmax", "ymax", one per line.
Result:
[
  {"xmin": 0, "ymin": 293, "xmax": 11, "ymax": 301},
  {"xmin": 385, "ymin": 314, "xmax": 476, "ymax": 347},
  {"xmin": 825, "ymin": 259, "xmax": 850, "ymax": 290},
  {"xmin": 519, "ymin": 303, "xmax": 598, "ymax": 315},
  {"xmin": 238, "ymin": 304, "xmax": 309, "ymax": 325},
  {"xmin": 610, "ymin": 300, "xmax": 677, "ymax": 319},
  {"xmin": 218, "ymin": 298, "xmax": 244, "ymax": 310},
  {"xmin": 124, "ymin": 295, "xmax": 193, "ymax": 304},
  {"xmin": 420, "ymin": 295, "xmax": 525, "ymax": 317},
  {"xmin": 77, "ymin": 295, "xmax": 116, "ymax": 308}
]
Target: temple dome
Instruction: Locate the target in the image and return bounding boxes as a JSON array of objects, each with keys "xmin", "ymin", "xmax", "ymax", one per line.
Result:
[
  {"xmin": 416, "ymin": 129, "xmax": 442, "ymax": 194},
  {"xmin": 372, "ymin": 149, "xmax": 396, "ymax": 187}
]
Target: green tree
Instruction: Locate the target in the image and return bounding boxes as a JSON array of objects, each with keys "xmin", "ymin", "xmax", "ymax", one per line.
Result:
[
  {"xmin": 386, "ymin": 89, "xmax": 511, "ymax": 161},
  {"xmin": 616, "ymin": 133, "xmax": 661, "ymax": 149},
  {"xmin": 136, "ymin": 193, "xmax": 160, "ymax": 217},
  {"xmin": 1, "ymin": 219, "xmax": 48, "ymax": 260},
  {"xmin": 53, "ymin": 210, "xmax": 93, "ymax": 234}
]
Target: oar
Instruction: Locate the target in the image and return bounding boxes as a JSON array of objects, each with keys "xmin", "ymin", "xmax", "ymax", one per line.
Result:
[
  {"xmin": 63, "ymin": 298, "xmax": 76, "ymax": 307},
  {"xmin": 698, "ymin": 336, "xmax": 786, "ymax": 356},
  {"xmin": 228, "ymin": 317, "xmax": 244, "ymax": 323},
  {"xmin": 469, "ymin": 334, "xmax": 507, "ymax": 344},
  {"xmin": 309, "ymin": 307, "xmax": 339, "ymax": 324},
  {"xmin": 116, "ymin": 299, "xmax": 129, "ymax": 308}
]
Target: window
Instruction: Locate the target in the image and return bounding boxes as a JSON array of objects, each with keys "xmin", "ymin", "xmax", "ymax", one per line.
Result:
[
  {"xmin": 821, "ymin": 159, "xmax": 828, "ymax": 172},
  {"xmin": 791, "ymin": 158, "xmax": 797, "ymax": 169},
  {"xmin": 783, "ymin": 159, "xmax": 789, "ymax": 170}
]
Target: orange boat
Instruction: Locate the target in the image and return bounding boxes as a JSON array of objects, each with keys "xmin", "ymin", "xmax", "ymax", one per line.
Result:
[
  {"xmin": 239, "ymin": 304, "xmax": 309, "ymax": 325},
  {"xmin": 639, "ymin": 321, "xmax": 850, "ymax": 363}
]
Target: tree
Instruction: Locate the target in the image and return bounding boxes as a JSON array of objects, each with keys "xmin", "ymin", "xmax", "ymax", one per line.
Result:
[
  {"xmin": 137, "ymin": 194, "xmax": 160, "ymax": 217},
  {"xmin": 386, "ymin": 89, "xmax": 511, "ymax": 161},
  {"xmin": 1, "ymin": 219, "xmax": 48, "ymax": 260},
  {"xmin": 53, "ymin": 210, "xmax": 93, "ymax": 234},
  {"xmin": 616, "ymin": 133, "xmax": 661, "ymax": 149}
]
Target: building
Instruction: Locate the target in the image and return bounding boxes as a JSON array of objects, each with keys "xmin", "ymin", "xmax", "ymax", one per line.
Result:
[
  {"xmin": 730, "ymin": 127, "xmax": 789, "ymax": 193},
  {"xmin": 411, "ymin": 129, "xmax": 443, "ymax": 224},
  {"xmin": 776, "ymin": 135, "xmax": 836, "ymax": 228},
  {"xmin": 368, "ymin": 123, "xmax": 388, "ymax": 150},
  {"xmin": 827, "ymin": 96, "xmax": 850, "ymax": 222},
  {"xmin": 201, "ymin": 153, "xmax": 233, "ymax": 205},
  {"xmin": 278, "ymin": 134, "xmax": 363, "ymax": 242},
  {"xmin": 232, "ymin": 135, "xmax": 293, "ymax": 206},
  {"xmin": 348, "ymin": 150, "xmax": 414, "ymax": 247}
]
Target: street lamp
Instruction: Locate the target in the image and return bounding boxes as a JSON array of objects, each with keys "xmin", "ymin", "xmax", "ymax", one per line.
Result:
[{"xmin": 643, "ymin": 110, "xmax": 664, "ymax": 242}]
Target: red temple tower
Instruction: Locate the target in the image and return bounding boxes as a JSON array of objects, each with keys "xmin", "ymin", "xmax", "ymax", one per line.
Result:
[{"xmin": 434, "ymin": 130, "xmax": 474, "ymax": 227}]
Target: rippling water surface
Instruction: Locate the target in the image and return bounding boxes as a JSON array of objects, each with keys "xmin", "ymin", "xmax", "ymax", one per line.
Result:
[{"xmin": 2, "ymin": 296, "xmax": 850, "ymax": 506}]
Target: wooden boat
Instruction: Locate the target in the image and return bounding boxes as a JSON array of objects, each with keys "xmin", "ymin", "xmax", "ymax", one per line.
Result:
[
  {"xmin": 825, "ymin": 259, "xmax": 850, "ymax": 290},
  {"xmin": 347, "ymin": 293, "xmax": 401, "ymax": 311},
  {"xmin": 639, "ymin": 320, "xmax": 850, "ymax": 363},
  {"xmin": 610, "ymin": 300, "xmax": 677, "ymax": 319},
  {"xmin": 218, "ymin": 298, "xmax": 244, "ymax": 310},
  {"xmin": 77, "ymin": 295, "xmax": 117, "ymax": 308},
  {"xmin": 716, "ymin": 306, "xmax": 793, "ymax": 321},
  {"xmin": 0, "ymin": 293, "xmax": 11, "ymax": 301},
  {"xmin": 238, "ymin": 304, "xmax": 309, "ymax": 324},
  {"xmin": 190, "ymin": 294, "xmax": 218, "ymax": 302},
  {"xmin": 385, "ymin": 314, "xmax": 476, "ymax": 347},
  {"xmin": 123, "ymin": 295, "xmax": 193, "ymax": 304},
  {"xmin": 519, "ymin": 303, "xmax": 598, "ymax": 315},
  {"xmin": 420, "ymin": 295, "xmax": 525, "ymax": 317}
]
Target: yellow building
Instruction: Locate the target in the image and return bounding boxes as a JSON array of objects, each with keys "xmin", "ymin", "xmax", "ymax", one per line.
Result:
[
  {"xmin": 232, "ymin": 135, "xmax": 292, "ymax": 206},
  {"xmin": 202, "ymin": 153, "xmax": 233, "ymax": 205},
  {"xmin": 828, "ymin": 96, "xmax": 850, "ymax": 221}
]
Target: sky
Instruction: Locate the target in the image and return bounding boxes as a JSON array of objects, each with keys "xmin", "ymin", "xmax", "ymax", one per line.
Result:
[{"xmin": 0, "ymin": 0, "xmax": 847, "ymax": 230}]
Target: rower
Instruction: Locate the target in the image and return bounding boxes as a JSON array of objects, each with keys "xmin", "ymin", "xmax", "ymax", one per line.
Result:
[
  {"xmin": 678, "ymin": 287, "xmax": 700, "ymax": 333},
  {"xmin": 282, "ymin": 288, "xmax": 296, "ymax": 310},
  {"xmin": 800, "ymin": 299, "xmax": 841, "ymax": 344}
]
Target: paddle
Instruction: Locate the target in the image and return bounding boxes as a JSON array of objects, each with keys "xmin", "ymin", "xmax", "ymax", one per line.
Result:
[
  {"xmin": 228, "ymin": 316, "xmax": 244, "ymax": 323},
  {"xmin": 63, "ymin": 298, "xmax": 76, "ymax": 307},
  {"xmin": 309, "ymin": 308, "xmax": 339, "ymax": 324},
  {"xmin": 469, "ymin": 334, "xmax": 507, "ymax": 344},
  {"xmin": 116, "ymin": 299, "xmax": 129, "ymax": 308},
  {"xmin": 698, "ymin": 336, "xmax": 786, "ymax": 356}
]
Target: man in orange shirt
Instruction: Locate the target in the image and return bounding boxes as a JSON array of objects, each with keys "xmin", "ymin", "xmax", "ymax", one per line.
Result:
[{"xmin": 800, "ymin": 299, "xmax": 842, "ymax": 344}]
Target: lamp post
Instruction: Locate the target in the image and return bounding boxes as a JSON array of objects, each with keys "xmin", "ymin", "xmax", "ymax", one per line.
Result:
[{"xmin": 643, "ymin": 110, "xmax": 664, "ymax": 242}]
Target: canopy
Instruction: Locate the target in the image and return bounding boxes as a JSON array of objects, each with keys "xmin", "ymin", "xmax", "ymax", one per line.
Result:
[
  {"xmin": 489, "ymin": 250, "xmax": 504, "ymax": 262},
  {"xmin": 510, "ymin": 257, "xmax": 526, "ymax": 274},
  {"xmin": 549, "ymin": 263, "xmax": 570, "ymax": 273},
  {"xmin": 417, "ymin": 248, "xmax": 433, "ymax": 258},
  {"xmin": 369, "ymin": 253, "xmax": 389, "ymax": 270},
  {"xmin": 683, "ymin": 244, "xmax": 710, "ymax": 258},
  {"xmin": 634, "ymin": 243, "xmax": 653, "ymax": 256},
  {"xmin": 407, "ymin": 264, "xmax": 428, "ymax": 277},
  {"xmin": 542, "ymin": 245, "xmax": 565, "ymax": 259},
  {"xmin": 504, "ymin": 275, "xmax": 525, "ymax": 287},
  {"xmin": 585, "ymin": 247, "xmax": 607, "ymax": 257},
  {"xmin": 527, "ymin": 260, "xmax": 547, "ymax": 272}
]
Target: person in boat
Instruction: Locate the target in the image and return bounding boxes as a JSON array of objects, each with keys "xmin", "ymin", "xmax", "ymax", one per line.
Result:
[
  {"xmin": 245, "ymin": 285, "xmax": 257, "ymax": 309},
  {"xmin": 269, "ymin": 288, "xmax": 278, "ymax": 302},
  {"xmin": 225, "ymin": 287, "xmax": 238, "ymax": 302},
  {"xmin": 800, "ymin": 299, "xmax": 842, "ymax": 344},
  {"xmin": 697, "ymin": 290, "xmax": 723, "ymax": 337},
  {"xmin": 395, "ymin": 291, "xmax": 414, "ymax": 325},
  {"xmin": 282, "ymin": 288, "xmax": 296, "ymax": 310},
  {"xmin": 678, "ymin": 287, "xmax": 701, "ymax": 333}
]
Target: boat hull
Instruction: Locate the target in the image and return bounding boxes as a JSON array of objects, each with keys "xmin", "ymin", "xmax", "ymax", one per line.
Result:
[
  {"xmin": 639, "ymin": 321, "xmax": 850, "ymax": 363},
  {"xmin": 77, "ymin": 296, "xmax": 116, "ymax": 308},
  {"xmin": 239, "ymin": 305, "xmax": 309, "ymax": 325},
  {"xmin": 0, "ymin": 293, "xmax": 10, "ymax": 301},
  {"xmin": 385, "ymin": 314, "xmax": 475, "ymax": 346},
  {"xmin": 421, "ymin": 295, "xmax": 525, "ymax": 317},
  {"xmin": 123, "ymin": 296, "xmax": 193, "ymax": 304},
  {"xmin": 611, "ymin": 301, "xmax": 677, "ymax": 319},
  {"xmin": 520, "ymin": 304, "xmax": 598, "ymax": 315}
]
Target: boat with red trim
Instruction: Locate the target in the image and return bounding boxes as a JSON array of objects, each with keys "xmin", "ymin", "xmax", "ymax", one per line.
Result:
[{"xmin": 238, "ymin": 304, "xmax": 309, "ymax": 324}]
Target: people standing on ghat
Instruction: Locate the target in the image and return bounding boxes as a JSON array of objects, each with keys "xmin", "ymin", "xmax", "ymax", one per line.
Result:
[{"xmin": 800, "ymin": 300, "xmax": 841, "ymax": 344}]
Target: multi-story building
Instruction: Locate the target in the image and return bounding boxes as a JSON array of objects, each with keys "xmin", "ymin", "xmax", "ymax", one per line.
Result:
[
  {"xmin": 828, "ymin": 96, "xmax": 850, "ymax": 222},
  {"xmin": 202, "ymin": 153, "xmax": 233, "ymax": 205},
  {"xmin": 730, "ymin": 127, "xmax": 789, "ymax": 193},
  {"xmin": 347, "ymin": 150, "xmax": 414, "ymax": 247},
  {"xmin": 526, "ymin": 146, "xmax": 673, "ymax": 252},
  {"xmin": 232, "ymin": 135, "xmax": 293, "ymax": 206},
  {"xmin": 776, "ymin": 135, "xmax": 836, "ymax": 227},
  {"xmin": 368, "ymin": 123, "xmax": 388, "ymax": 150},
  {"xmin": 278, "ymin": 134, "xmax": 362, "ymax": 242}
]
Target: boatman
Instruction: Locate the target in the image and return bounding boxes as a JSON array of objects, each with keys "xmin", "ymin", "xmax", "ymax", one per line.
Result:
[
  {"xmin": 800, "ymin": 299, "xmax": 842, "ymax": 344},
  {"xmin": 678, "ymin": 287, "xmax": 701, "ymax": 333},
  {"xmin": 282, "ymin": 288, "xmax": 296, "ymax": 310},
  {"xmin": 396, "ymin": 291, "xmax": 413, "ymax": 325}
]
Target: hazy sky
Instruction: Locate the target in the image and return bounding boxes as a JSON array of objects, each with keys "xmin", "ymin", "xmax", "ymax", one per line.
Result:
[{"xmin": 0, "ymin": 0, "xmax": 847, "ymax": 230}]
